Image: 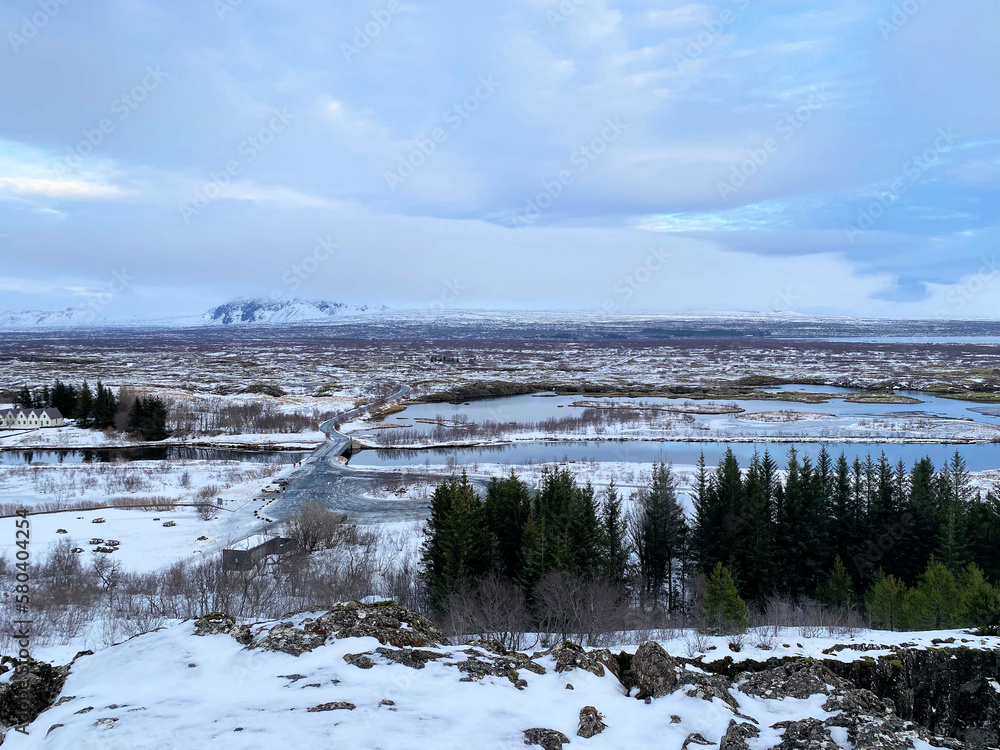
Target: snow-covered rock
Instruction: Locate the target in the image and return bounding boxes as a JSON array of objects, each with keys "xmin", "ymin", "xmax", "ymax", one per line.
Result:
[
  {"xmin": 3, "ymin": 603, "xmax": 998, "ymax": 748},
  {"xmin": 0, "ymin": 308, "xmax": 103, "ymax": 328},
  {"xmin": 201, "ymin": 298, "xmax": 386, "ymax": 325}
]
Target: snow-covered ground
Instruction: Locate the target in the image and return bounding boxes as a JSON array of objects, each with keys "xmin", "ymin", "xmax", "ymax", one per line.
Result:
[
  {"xmin": 0, "ymin": 458, "xmax": 297, "ymax": 571},
  {"xmin": 4, "ymin": 616, "xmax": 995, "ymax": 750}
]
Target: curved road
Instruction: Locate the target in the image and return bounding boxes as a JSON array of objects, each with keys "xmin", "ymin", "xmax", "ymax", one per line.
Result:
[{"xmin": 265, "ymin": 385, "xmax": 488, "ymax": 525}]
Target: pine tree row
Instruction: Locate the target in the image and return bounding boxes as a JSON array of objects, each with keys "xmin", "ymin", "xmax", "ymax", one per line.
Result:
[{"xmin": 13, "ymin": 380, "xmax": 169, "ymax": 439}]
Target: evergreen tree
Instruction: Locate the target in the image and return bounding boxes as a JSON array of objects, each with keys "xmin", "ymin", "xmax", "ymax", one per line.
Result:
[
  {"xmin": 420, "ymin": 473, "xmax": 490, "ymax": 608},
  {"xmin": 516, "ymin": 515, "xmax": 546, "ymax": 594},
  {"xmin": 91, "ymin": 380, "xmax": 118, "ymax": 430},
  {"xmin": 936, "ymin": 503, "xmax": 969, "ymax": 574},
  {"xmin": 866, "ymin": 570, "xmax": 907, "ymax": 631},
  {"xmin": 908, "ymin": 558, "xmax": 964, "ymax": 630},
  {"xmin": 966, "ymin": 490, "xmax": 1000, "ymax": 582},
  {"xmin": 125, "ymin": 395, "xmax": 170, "ymax": 441},
  {"xmin": 75, "ymin": 381, "xmax": 94, "ymax": 428},
  {"xmin": 563, "ymin": 481, "xmax": 603, "ymax": 577},
  {"xmin": 632, "ymin": 462, "xmax": 686, "ymax": 610},
  {"xmin": 817, "ymin": 556, "xmax": 855, "ymax": 610},
  {"xmin": 700, "ymin": 563, "xmax": 748, "ymax": 635},
  {"xmin": 484, "ymin": 473, "xmax": 531, "ymax": 580},
  {"xmin": 50, "ymin": 380, "xmax": 78, "ymax": 417},
  {"xmin": 15, "ymin": 385, "xmax": 33, "ymax": 409},
  {"xmin": 600, "ymin": 480, "xmax": 630, "ymax": 584},
  {"xmin": 959, "ymin": 564, "xmax": 1000, "ymax": 634}
]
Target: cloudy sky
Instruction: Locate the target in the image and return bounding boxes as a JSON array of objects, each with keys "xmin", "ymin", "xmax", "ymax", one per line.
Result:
[{"xmin": 0, "ymin": 0, "xmax": 997, "ymax": 319}]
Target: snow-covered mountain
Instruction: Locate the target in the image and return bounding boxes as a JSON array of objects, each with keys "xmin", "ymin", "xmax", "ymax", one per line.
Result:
[
  {"xmin": 201, "ymin": 298, "xmax": 386, "ymax": 325},
  {"xmin": 0, "ymin": 307, "xmax": 102, "ymax": 328}
]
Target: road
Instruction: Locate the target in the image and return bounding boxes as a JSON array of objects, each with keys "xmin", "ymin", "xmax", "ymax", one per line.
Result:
[{"xmin": 265, "ymin": 384, "xmax": 489, "ymax": 525}]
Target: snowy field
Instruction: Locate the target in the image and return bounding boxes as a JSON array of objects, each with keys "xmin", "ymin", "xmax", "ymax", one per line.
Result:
[{"xmin": 5, "ymin": 615, "xmax": 996, "ymax": 750}]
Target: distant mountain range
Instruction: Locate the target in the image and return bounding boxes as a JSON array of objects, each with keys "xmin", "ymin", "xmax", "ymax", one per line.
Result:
[
  {"xmin": 0, "ymin": 298, "xmax": 386, "ymax": 329},
  {"xmin": 200, "ymin": 298, "xmax": 385, "ymax": 325},
  {"xmin": 0, "ymin": 307, "xmax": 100, "ymax": 328}
]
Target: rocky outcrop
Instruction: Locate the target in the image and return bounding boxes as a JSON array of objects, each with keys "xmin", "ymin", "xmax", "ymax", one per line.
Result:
[
  {"xmin": 719, "ymin": 720, "xmax": 760, "ymax": 750},
  {"xmin": 307, "ymin": 601, "xmax": 445, "ymax": 648},
  {"xmin": 771, "ymin": 718, "xmax": 838, "ymax": 749},
  {"xmin": 254, "ymin": 622, "xmax": 327, "ymax": 656},
  {"xmin": 0, "ymin": 658, "xmax": 72, "ymax": 729},
  {"xmin": 824, "ymin": 647, "xmax": 1000, "ymax": 748},
  {"xmin": 193, "ymin": 612, "xmax": 252, "ymax": 645},
  {"xmin": 737, "ymin": 661, "xmax": 848, "ymax": 700}
]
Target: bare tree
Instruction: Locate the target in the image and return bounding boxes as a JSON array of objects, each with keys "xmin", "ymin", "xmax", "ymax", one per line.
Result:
[{"xmin": 284, "ymin": 501, "xmax": 345, "ymax": 553}]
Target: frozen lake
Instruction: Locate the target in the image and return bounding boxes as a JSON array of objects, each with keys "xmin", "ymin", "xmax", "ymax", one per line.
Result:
[
  {"xmin": 348, "ymin": 385, "xmax": 1000, "ymax": 471},
  {"xmin": 349, "ymin": 439, "xmax": 1000, "ymax": 472}
]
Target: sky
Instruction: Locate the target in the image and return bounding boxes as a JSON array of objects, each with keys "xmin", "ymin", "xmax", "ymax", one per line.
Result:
[{"xmin": 0, "ymin": 0, "xmax": 997, "ymax": 320}]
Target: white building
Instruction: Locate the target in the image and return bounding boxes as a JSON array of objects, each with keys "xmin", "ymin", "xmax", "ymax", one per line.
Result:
[{"xmin": 0, "ymin": 408, "xmax": 65, "ymax": 429}]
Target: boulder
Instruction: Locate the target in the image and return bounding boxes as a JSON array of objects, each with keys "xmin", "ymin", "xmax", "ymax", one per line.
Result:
[
  {"xmin": 193, "ymin": 612, "xmax": 252, "ymax": 645},
  {"xmin": 0, "ymin": 658, "xmax": 71, "ymax": 728},
  {"xmin": 576, "ymin": 706, "xmax": 606, "ymax": 738},
  {"xmin": 375, "ymin": 647, "xmax": 445, "ymax": 669},
  {"xmin": 523, "ymin": 727, "xmax": 570, "ymax": 750},
  {"xmin": 631, "ymin": 641, "xmax": 681, "ymax": 699},
  {"xmin": 306, "ymin": 702, "xmax": 355, "ymax": 712},
  {"xmin": 682, "ymin": 733, "xmax": 712, "ymax": 748},
  {"xmin": 738, "ymin": 661, "xmax": 846, "ymax": 700},
  {"xmin": 719, "ymin": 721, "xmax": 760, "ymax": 750},
  {"xmin": 546, "ymin": 642, "xmax": 617, "ymax": 678},
  {"xmin": 343, "ymin": 653, "xmax": 375, "ymax": 670},
  {"xmin": 255, "ymin": 623, "xmax": 326, "ymax": 656},
  {"xmin": 770, "ymin": 718, "xmax": 839, "ymax": 749},
  {"xmin": 311, "ymin": 601, "xmax": 445, "ymax": 648}
]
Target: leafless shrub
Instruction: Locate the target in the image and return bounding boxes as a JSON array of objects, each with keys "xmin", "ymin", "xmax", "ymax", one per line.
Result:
[
  {"xmin": 533, "ymin": 571, "xmax": 625, "ymax": 647},
  {"xmin": 442, "ymin": 575, "xmax": 530, "ymax": 651},
  {"xmin": 284, "ymin": 501, "xmax": 346, "ymax": 553},
  {"xmin": 684, "ymin": 630, "xmax": 711, "ymax": 657}
]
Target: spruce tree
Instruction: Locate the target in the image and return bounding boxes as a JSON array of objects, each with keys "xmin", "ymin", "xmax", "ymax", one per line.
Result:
[
  {"xmin": 817, "ymin": 556, "xmax": 855, "ymax": 610},
  {"xmin": 700, "ymin": 563, "xmax": 748, "ymax": 635},
  {"xmin": 484, "ymin": 473, "xmax": 531, "ymax": 580},
  {"xmin": 75, "ymin": 381, "xmax": 94, "ymax": 428},
  {"xmin": 420, "ymin": 473, "xmax": 490, "ymax": 608},
  {"xmin": 866, "ymin": 570, "xmax": 906, "ymax": 631},
  {"xmin": 15, "ymin": 385, "xmax": 33, "ymax": 409},
  {"xmin": 632, "ymin": 462, "xmax": 686, "ymax": 610},
  {"xmin": 600, "ymin": 480, "xmax": 630, "ymax": 584},
  {"xmin": 959, "ymin": 564, "xmax": 1000, "ymax": 634},
  {"xmin": 910, "ymin": 558, "xmax": 964, "ymax": 630}
]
